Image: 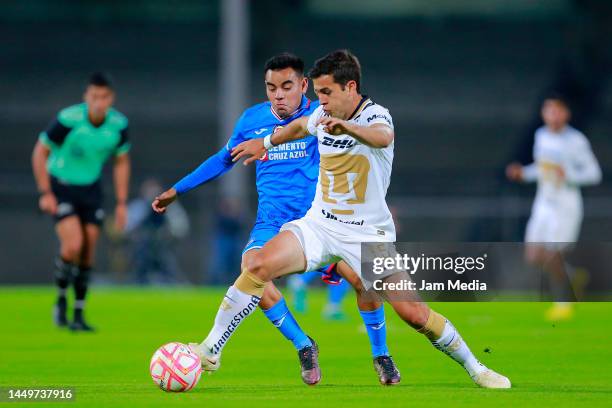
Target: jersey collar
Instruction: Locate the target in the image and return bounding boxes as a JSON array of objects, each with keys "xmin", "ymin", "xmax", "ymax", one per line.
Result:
[
  {"xmin": 546, "ymin": 124, "xmax": 569, "ymax": 136},
  {"xmin": 347, "ymin": 95, "xmax": 370, "ymax": 121},
  {"xmin": 270, "ymin": 95, "xmax": 311, "ymax": 122}
]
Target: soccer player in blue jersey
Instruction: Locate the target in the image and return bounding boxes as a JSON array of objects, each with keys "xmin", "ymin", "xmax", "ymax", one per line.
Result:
[{"xmin": 152, "ymin": 53, "xmax": 400, "ymax": 385}]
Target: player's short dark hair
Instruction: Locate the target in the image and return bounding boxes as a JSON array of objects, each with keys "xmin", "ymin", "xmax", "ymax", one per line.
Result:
[
  {"xmin": 263, "ymin": 53, "xmax": 304, "ymax": 76},
  {"xmin": 308, "ymin": 49, "xmax": 361, "ymax": 92},
  {"xmin": 543, "ymin": 92, "xmax": 570, "ymax": 110},
  {"xmin": 88, "ymin": 72, "xmax": 113, "ymax": 89}
]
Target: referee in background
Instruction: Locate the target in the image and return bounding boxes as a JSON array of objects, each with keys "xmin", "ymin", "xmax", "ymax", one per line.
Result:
[{"xmin": 32, "ymin": 73, "xmax": 131, "ymax": 331}]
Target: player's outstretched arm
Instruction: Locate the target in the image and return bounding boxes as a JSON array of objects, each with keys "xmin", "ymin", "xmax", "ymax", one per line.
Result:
[
  {"xmin": 231, "ymin": 116, "xmax": 310, "ymax": 165},
  {"xmin": 152, "ymin": 147, "xmax": 236, "ymax": 215},
  {"xmin": 319, "ymin": 117, "xmax": 393, "ymax": 148},
  {"xmin": 506, "ymin": 162, "xmax": 537, "ymax": 183}
]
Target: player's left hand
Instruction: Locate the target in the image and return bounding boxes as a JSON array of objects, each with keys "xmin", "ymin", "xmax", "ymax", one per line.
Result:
[
  {"xmin": 231, "ymin": 138, "xmax": 267, "ymax": 166},
  {"xmin": 114, "ymin": 203, "xmax": 127, "ymax": 231},
  {"xmin": 152, "ymin": 188, "xmax": 177, "ymax": 214},
  {"xmin": 505, "ymin": 163, "xmax": 523, "ymax": 182},
  {"xmin": 318, "ymin": 117, "xmax": 353, "ymax": 136}
]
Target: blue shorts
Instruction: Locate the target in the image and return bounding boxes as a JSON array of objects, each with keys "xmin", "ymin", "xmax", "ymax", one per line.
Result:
[
  {"xmin": 243, "ymin": 223, "xmax": 279, "ymax": 254},
  {"xmin": 242, "ymin": 222, "xmax": 343, "ymax": 284}
]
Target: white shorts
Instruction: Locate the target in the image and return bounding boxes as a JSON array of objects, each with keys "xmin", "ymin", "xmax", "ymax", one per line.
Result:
[
  {"xmin": 525, "ymin": 202, "xmax": 582, "ymax": 250},
  {"xmin": 281, "ymin": 216, "xmax": 361, "ymax": 275},
  {"xmin": 280, "ymin": 214, "xmax": 399, "ymax": 289}
]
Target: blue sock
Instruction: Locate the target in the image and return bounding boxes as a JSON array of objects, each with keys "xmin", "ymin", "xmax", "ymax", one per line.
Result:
[
  {"xmin": 262, "ymin": 297, "xmax": 312, "ymax": 350},
  {"xmin": 328, "ymin": 278, "xmax": 349, "ymax": 305},
  {"xmin": 359, "ymin": 305, "xmax": 389, "ymax": 357},
  {"xmin": 301, "ymin": 271, "xmax": 319, "ymax": 284}
]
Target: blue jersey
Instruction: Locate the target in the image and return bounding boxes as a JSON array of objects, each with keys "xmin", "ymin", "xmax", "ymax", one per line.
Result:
[
  {"xmin": 173, "ymin": 96, "xmax": 341, "ymax": 281},
  {"xmin": 173, "ymin": 95, "xmax": 319, "ymax": 227},
  {"xmin": 228, "ymin": 96, "xmax": 319, "ymax": 225}
]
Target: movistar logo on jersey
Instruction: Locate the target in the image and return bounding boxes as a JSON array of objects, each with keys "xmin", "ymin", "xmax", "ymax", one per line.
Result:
[
  {"xmin": 321, "ymin": 136, "xmax": 355, "ymax": 149},
  {"xmin": 366, "ymin": 113, "xmax": 391, "ymax": 125}
]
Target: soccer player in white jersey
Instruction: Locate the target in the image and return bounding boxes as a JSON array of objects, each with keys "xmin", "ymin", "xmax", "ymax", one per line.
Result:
[
  {"xmin": 507, "ymin": 95, "xmax": 601, "ymax": 320},
  {"xmin": 191, "ymin": 50, "xmax": 510, "ymax": 388}
]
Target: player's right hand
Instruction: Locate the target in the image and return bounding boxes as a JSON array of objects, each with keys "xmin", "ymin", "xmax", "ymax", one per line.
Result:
[
  {"xmin": 152, "ymin": 188, "xmax": 177, "ymax": 214},
  {"xmin": 231, "ymin": 138, "xmax": 266, "ymax": 166},
  {"xmin": 505, "ymin": 163, "xmax": 523, "ymax": 182},
  {"xmin": 39, "ymin": 192, "xmax": 57, "ymax": 215}
]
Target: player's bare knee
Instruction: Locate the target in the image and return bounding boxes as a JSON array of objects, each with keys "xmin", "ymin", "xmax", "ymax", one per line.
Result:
[
  {"xmin": 245, "ymin": 253, "xmax": 271, "ymax": 281},
  {"xmin": 61, "ymin": 240, "xmax": 83, "ymax": 262}
]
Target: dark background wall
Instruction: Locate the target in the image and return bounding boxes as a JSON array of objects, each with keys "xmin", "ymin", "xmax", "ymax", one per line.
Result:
[{"xmin": 1, "ymin": 0, "xmax": 611, "ymax": 283}]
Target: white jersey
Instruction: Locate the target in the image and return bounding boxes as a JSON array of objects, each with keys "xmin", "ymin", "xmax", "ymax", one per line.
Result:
[
  {"xmin": 522, "ymin": 125, "xmax": 601, "ymax": 245},
  {"xmin": 523, "ymin": 125, "xmax": 601, "ymax": 209},
  {"xmin": 305, "ymin": 97, "xmax": 396, "ymax": 242}
]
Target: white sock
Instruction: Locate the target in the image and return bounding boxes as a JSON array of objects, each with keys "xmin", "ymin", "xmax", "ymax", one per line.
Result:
[
  {"xmin": 202, "ymin": 286, "xmax": 261, "ymax": 355},
  {"xmin": 432, "ymin": 320, "xmax": 486, "ymax": 377}
]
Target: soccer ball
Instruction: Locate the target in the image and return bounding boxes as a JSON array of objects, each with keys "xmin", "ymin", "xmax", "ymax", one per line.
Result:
[{"xmin": 149, "ymin": 342, "xmax": 202, "ymax": 392}]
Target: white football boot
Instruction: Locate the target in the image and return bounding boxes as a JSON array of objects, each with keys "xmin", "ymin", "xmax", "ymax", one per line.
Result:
[
  {"xmin": 188, "ymin": 342, "xmax": 221, "ymax": 372},
  {"xmin": 471, "ymin": 368, "xmax": 512, "ymax": 389}
]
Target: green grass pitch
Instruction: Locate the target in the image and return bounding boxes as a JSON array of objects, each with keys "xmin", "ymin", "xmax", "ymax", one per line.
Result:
[{"xmin": 1, "ymin": 286, "xmax": 611, "ymax": 407}]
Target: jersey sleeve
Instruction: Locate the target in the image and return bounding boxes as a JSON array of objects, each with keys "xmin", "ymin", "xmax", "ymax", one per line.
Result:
[
  {"xmin": 565, "ymin": 133, "xmax": 602, "ymax": 186},
  {"xmin": 360, "ymin": 104, "xmax": 394, "ymax": 129},
  {"xmin": 39, "ymin": 115, "xmax": 72, "ymax": 148},
  {"xmin": 306, "ymin": 106, "xmax": 324, "ymax": 136},
  {"xmin": 172, "ymin": 147, "xmax": 235, "ymax": 195},
  {"xmin": 115, "ymin": 126, "xmax": 131, "ymax": 156},
  {"xmin": 521, "ymin": 163, "xmax": 538, "ymax": 183},
  {"xmin": 224, "ymin": 111, "xmax": 249, "ymax": 152},
  {"xmin": 173, "ymin": 109, "xmax": 250, "ymax": 195}
]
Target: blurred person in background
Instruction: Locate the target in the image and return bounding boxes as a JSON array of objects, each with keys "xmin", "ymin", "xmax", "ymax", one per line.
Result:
[
  {"xmin": 31, "ymin": 72, "xmax": 131, "ymax": 331},
  {"xmin": 288, "ymin": 272, "xmax": 349, "ymax": 320},
  {"xmin": 207, "ymin": 198, "xmax": 245, "ymax": 285},
  {"xmin": 125, "ymin": 178, "xmax": 189, "ymax": 284},
  {"xmin": 506, "ymin": 94, "xmax": 601, "ymax": 321}
]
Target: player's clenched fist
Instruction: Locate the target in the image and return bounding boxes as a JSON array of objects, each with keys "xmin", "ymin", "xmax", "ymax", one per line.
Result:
[
  {"xmin": 152, "ymin": 188, "xmax": 177, "ymax": 214},
  {"xmin": 39, "ymin": 191, "xmax": 58, "ymax": 215},
  {"xmin": 318, "ymin": 117, "xmax": 353, "ymax": 136},
  {"xmin": 231, "ymin": 138, "xmax": 266, "ymax": 166},
  {"xmin": 505, "ymin": 163, "xmax": 523, "ymax": 182}
]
